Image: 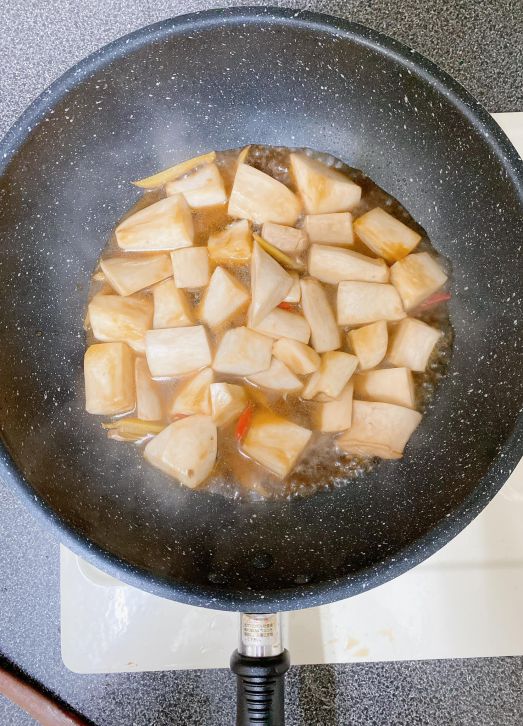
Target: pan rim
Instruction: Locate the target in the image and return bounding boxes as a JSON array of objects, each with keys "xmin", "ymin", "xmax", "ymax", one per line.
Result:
[{"xmin": 0, "ymin": 6, "xmax": 521, "ymax": 612}]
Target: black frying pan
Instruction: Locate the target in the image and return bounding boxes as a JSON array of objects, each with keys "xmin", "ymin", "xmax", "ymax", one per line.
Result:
[{"xmin": 0, "ymin": 8, "xmax": 522, "ymax": 725}]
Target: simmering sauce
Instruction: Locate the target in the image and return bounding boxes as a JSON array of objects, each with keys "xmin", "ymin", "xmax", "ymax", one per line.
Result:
[{"xmin": 86, "ymin": 146, "xmax": 452, "ymax": 500}]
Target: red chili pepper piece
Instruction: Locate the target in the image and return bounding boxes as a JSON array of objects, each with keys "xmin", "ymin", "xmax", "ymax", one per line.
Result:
[
  {"xmin": 419, "ymin": 291, "xmax": 451, "ymax": 309},
  {"xmin": 235, "ymin": 403, "xmax": 254, "ymax": 442},
  {"xmin": 277, "ymin": 301, "xmax": 294, "ymax": 311}
]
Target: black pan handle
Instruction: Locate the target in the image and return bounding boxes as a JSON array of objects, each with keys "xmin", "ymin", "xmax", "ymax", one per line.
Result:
[
  {"xmin": 231, "ymin": 613, "xmax": 289, "ymax": 726},
  {"xmin": 230, "ymin": 649, "xmax": 290, "ymax": 725}
]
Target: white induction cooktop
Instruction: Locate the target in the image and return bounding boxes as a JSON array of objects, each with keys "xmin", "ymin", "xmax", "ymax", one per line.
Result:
[{"xmin": 60, "ymin": 113, "xmax": 523, "ymax": 674}]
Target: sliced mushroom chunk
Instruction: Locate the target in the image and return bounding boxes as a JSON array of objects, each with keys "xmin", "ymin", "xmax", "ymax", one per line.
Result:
[
  {"xmin": 242, "ymin": 410, "xmax": 312, "ymax": 479},
  {"xmin": 84, "ymin": 342, "xmax": 135, "ymax": 415},
  {"xmin": 200, "ymin": 267, "xmax": 250, "ymax": 329},
  {"xmin": 300, "ymin": 277, "xmax": 340, "ymax": 353},
  {"xmin": 145, "ymin": 325, "xmax": 212, "ymax": 377},
  {"xmin": 272, "ymin": 338, "xmax": 321, "ymax": 375},
  {"xmin": 347, "ymin": 320, "xmax": 388, "ymax": 370},
  {"xmin": 101, "ymin": 254, "xmax": 172, "ymax": 296},
  {"xmin": 308, "ymin": 244, "xmax": 389, "ymax": 285},
  {"xmin": 207, "ymin": 219, "xmax": 252, "ymax": 265},
  {"xmin": 261, "ymin": 222, "xmax": 308, "ymax": 254},
  {"xmin": 152, "ymin": 278, "xmax": 194, "ymax": 328},
  {"xmin": 115, "ymin": 194, "xmax": 194, "ymax": 251},
  {"xmin": 170, "ymin": 367, "xmax": 214, "ymax": 417},
  {"xmin": 316, "ymin": 382, "xmax": 354, "ymax": 432},
  {"xmin": 228, "ymin": 163, "xmax": 302, "ymax": 225},
  {"xmin": 290, "ymin": 153, "xmax": 362, "ymax": 214},
  {"xmin": 165, "ymin": 163, "xmax": 227, "ymax": 208},
  {"xmin": 315, "ymin": 351, "xmax": 359, "ymax": 399},
  {"xmin": 250, "ymin": 242, "xmax": 293, "ymax": 326},
  {"xmin": 283, "ymin": 272, "xmax": 301, "ymax": 303},
  {"xmin": 302, "ymin": 352, "xmax": 358, "ymax": 402},
  {"xmin": 301, "ymin": 370, "xmax": 322, "ymax": 401},
  {"xmin": 135, "ymin": 358, "xmax": 164, "ymax": 421},
  {"xmin": 390, "ymin": 252, "xmax": 448, "ymax": 310},
  {"xmin": 354, "ymin": 367, "xmax": 416, "ymax": 409},
  {"xmin": 304, "ymin": 213, "xmax": 354, "ymax": 247},
  {"xmin": 210, "ymin": 383, "xmax": 248, "ymax": 427},
  {"xmin": 387, "ymin": 317, "xmax": 443, "ymax": 371},
  {"xmin": 88, "ymin": 294, "xmax": 153, "ymax": 353},
  {"xmin": 254, "ymin": 233, "xmax": 303, "ymax": 272},
  {"xmin": 250, "ymin": 308, "xmax": 310, "ymax": 344},
  {"xmin": 337, "ymin": 401, "xmax": 422, "ymax": 459},
  {"xmin": 353, "ymin": 207, "xmax": 422, "ymax": 262},
  {"xmin": 212, "ymin": 327, "xmax": 273, "ymax": 376},
  {"xmin": 171, "ymin": 247, "xmax": 210, "ymax": 289},
  {"xmin": 248, "ymin": 358, "xmax": 303, "ymax": 393},
  {"xmin": 337, "ymin": 282, "xmax": 406, "ymax": 326},
  {"xmin": 144, "ymin": 415, "xmax": 217, "ymax": 488}
]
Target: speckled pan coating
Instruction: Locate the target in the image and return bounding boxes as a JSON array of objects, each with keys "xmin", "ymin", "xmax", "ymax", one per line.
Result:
[{"xmin": 0, "ymin": 7, "xmax": 521, "ymax": 612}]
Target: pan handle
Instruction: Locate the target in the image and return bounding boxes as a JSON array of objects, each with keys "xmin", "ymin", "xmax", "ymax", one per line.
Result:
[{"xmin": 230, "ymin": 613, "xmax": 290, "ymax": 726}]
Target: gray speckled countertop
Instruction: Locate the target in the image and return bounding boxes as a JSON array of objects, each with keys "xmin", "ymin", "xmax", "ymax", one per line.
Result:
[{"xmin": 0, "ymin": 2, "xmax": 522, "ymax": 725}]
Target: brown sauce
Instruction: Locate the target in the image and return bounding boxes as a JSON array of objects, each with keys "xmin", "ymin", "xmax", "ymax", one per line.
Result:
[{"xmin": 86, "ymin": 145, "xmax": 453, "ymax": 501}]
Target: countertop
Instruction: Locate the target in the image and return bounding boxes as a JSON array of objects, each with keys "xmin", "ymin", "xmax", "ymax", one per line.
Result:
[{"xmin": 0, "ymin": 2, "xmax": 522, "ymax": 724}]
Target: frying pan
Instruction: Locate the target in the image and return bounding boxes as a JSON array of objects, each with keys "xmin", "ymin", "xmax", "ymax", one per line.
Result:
[{"xmin": 0, "ymin": 6, "xmax": 522, "ymax": 725}]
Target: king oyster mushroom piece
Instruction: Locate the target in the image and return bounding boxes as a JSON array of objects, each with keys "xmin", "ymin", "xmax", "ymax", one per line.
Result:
[
  {"xmin": 337, "ymin": 401, "xmax": 422, "ymax": 459},
  {"xmin": 228, "ymin": 163, "xmax": 302, "ymax": 225},
  {"xmin": 353, "ymin": 207, "xmax": 422, "ymax": 262},
  {"xmin": 283, "ymin": 272, "xmax": 301, "ymax": 303},
  {"xmin": 260, "ymin": 222, "xmax": 309, "ymax": 254},
  {"xmin": 200, "ymin": 267, "xmax": 250, "ymax": 329},
  {"xmin": 337, "ymin": 281, "xmax": 406, "ymax": 326},
  {"xmin": 248, "ymin": 358, "xmax": 303, "ymax": 393},
  {"xmin": 135, "ymin": 358, "xmax": 164, "ymax": 421},
  {"xmin": 242, "ymin": 410, "xmax": 312, "ymax": 479},
  {"xmin": 212, "ymin": 327, "xmax": 273, "ymax": 376},
  {"xmin": 84, "ymin": 342, "xmax": 135, "ymax": 415},
  {"xmin": 101, "ymin": 254, "xmax": 172, "ymax": 296},
  {"xmin": 88, "ymin": 294, "xmax": 153, "ymax": 353},
  {"xmin": 272, "ymin": 338, "xmax": 321, "ymax": 375},
  {"xmin": 170, "ymin": 368, "xmax": 214, "ymax": 417},
  {"xmin": 299, "ymin": 277, "xmax": 340, "ymax": 353},
  {"xmin": 308, "ymin": 244, "xmax": 389, "ymax": 285},
  {"xmin": 250, "ymin": 241, "xmax": 293, "ymax": 326},
  {"xmin": 304, "ymin": 212, "xmax": 354, "ymax": 247},
  {"xmin": 207, "ymin": 219, "xmax": 252, "ymax": 265},
  {"xmin": 387, "ymin": 318, "xmax": 443, "ymax": 371},
  {"xmin": 347, "ymin": 321, "xmax": 388, "ymax": 371},
  {"xmin": 115, "ymin": 194, "xmax": 194, "ymax": 251},
  {"xmin": 210, "ymin": 383, "xmax": 248, "ymax": 427},
  {"xmin": 313, "ymin": 351, "xmax": 359, "ymax": 399},
  {"xmin": 390, "ymin": 252, "xmax": 448, "ymax": 310},
  {"xmin": 290, "ymin": 153, "xmax": 362, "ymax": 213},
  {"xmin": 171, "ymin": 247, "xmax": 210, "ymax": 289},
  {"xmin": 152, "ymin": 278, "xmax": 194, "ymax": 328},
  {"xmin": 145, "ymin": 325, "xmax": 212, "ymax": 378},
  {"xmin": 144, "ymin": 415, "xmax": 217, "ymax": 488},
  {"xmin": 301, "ymin": 370, "xmax": 322, "ymax": 401},
  {"xmin": 354, "ymin": 367, "xmax": 416, "ymax": 409},
  {"xmin": 165, "ymin": 163, "xmax": 227, "ymax": 208},
  {"xmin": 316, "ymin": 382, "xmax": 354, "ymax": 432},
  {"xmin": 250, "ymin": 307, "xmax": 310, "ymax": 344}
]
